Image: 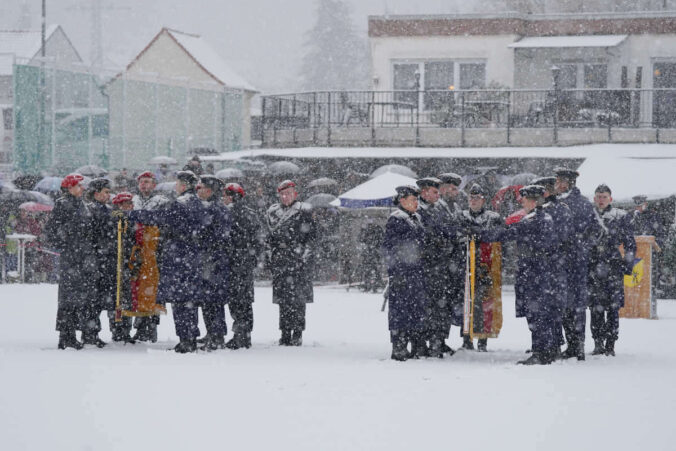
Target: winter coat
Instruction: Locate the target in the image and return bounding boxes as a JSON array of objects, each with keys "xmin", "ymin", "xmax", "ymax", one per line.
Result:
[
  {"xmin": 589, "ymin": 205, "xmax": 636, "ymax": 309},
  {"xmin": 198, "ymin": 198, "xmax": 231, "ymax": 303},
  {"xmin": 128, "ymin": 190, "xmax": 205, "ymax": 304},
  {"xmin": 266, "ymin": 200, "xmax": 317, "ymax": 305},
  {"xmin": 89, "ymin": 200, "xmax": 118, "ymax": 310},
  {"xmin": 482, "ymin": 207, "xmax": 555, "ymax": 318},
  {"xmin": 44, "ymin": 193, "xmax": 97, "ymax": 308},
  {"xmin": 227, "ymin": 201, "xmax": 262, "ymax": 304},
  {"xmin": 558, "ymin": 187, "xmax": 604, "ymax": 309},
  {"xmin": 543, "ymin": 196, "xmax": 573, "ymax": 310},
  {"xmin": 382, "ymin": 207, "xmax": 427, "ymax": 332}
]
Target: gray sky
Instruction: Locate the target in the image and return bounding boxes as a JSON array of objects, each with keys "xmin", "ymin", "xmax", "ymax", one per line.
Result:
[{"xmin": 0, "ymin": 0, "xmax": 470, "ymax": 92}]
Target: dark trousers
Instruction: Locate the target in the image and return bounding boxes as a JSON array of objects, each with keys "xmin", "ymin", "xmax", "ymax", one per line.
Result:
[
  {"xmin": 527, "ymin": 310, "xmax": 555, "ymax": 353},
  {"xmin": 553, "ymin": 306, "xmax": 565, "ymax": 347},
  {"xmin": 172, "ymin": 303, "xmax": 199, "ymax": 339},
  {"xmin": 80, "ymin": 303, "xmax": 102, "ymax": 335},
  {"xmin": 134, "ymin": 315, "xmax": 160, "ymax": 330},
  {"xmin": 590, "ymin": 306, "xmax": 619, "ymax": 343},
  {"xmin": 107, "ymin": 311, "xmax": 132, "ymax": 337},
  {"xmin": 229, "ymin": 301, "xmax": 254, "ymax": 334},
  {"xmin": 55, "ymin": 304, "xmax": 82, "ymax": 333},
  {"xmin": 562, "ymin": 306, "xmax": 586, "ymax": 347},
  {"xmin": 202, "ymin": 303, "xmax": 227, "ymax": 336},
  {"xmin": 279, "ymin": 302, "xmax": 306, "ymax": 331}
]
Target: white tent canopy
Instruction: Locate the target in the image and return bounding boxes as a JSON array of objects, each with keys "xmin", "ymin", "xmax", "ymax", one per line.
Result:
[
  {"xmin": 577, "ymin": 156, "xmax": 676, "ymax": 202},
  {"xmin": 331, "ymin": 172, "xmax": 417, "ymax": 208}
]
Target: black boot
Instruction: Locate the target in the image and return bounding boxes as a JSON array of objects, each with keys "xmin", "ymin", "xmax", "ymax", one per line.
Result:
[
  {"xmin": 391, "ymin": 334, "xmax": 409, "ymax": 361},
  {"xmin": 174, "ymin": 338, "xmax": 197, "ymax": 353},
  {"xmin": 592, "ymin": 339, "xmax": 605, "ymax": 355},
  {"xmin": 290, "ymin": 330, "xmax": 303, "ymax": 346},
  {"xmin": 427, "ymin": 335, "xmax": 445, "ymax": 359},
  {"xmin": 82, "ymin": 332, "xmax": 106, "ymax": 348},
  {"xmin": 201, "ymin": 335, "xmax": 225, "ymax": 351},
  {"xmin": 576, "ymin": 341, "xmax": 586, "ymax": 361},
  {"xmin": 279, "ymin": 330, "xmax": 291, "ymax": 346},
  {"xmin": 477, "ymin": 338, "xmax": 488, "ymax": 352},
  {"xmin": 517, "ymin": 352, "xmax": 551, "ymax": 365},
  {"xmin": 605, "ymin": 339, "xmax": 615, "ymax": 356},
  {"xmin": 196, "ymin": 335, "xmax": 209, "ymax": 344},
  {"xmin": 461, "ymin": 335, "xmax": 474, "ymax": 350},
  {"xmin": 410, "ymin": 334, "xmax": 429, "ymax": 358},
  {"xmin": 58, "ymin": 331, "xmax": 83, "ymax": 350},
  {"xmin": 440, "ymin": 341, "xmax": 455, "ymax": 355},
  {"xmin": 561, "ymin": 340, "xmax": 578, "ymax": 359}
]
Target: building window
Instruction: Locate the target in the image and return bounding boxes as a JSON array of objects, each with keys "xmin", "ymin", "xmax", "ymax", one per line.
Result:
[
  {"xmin": 2, "ymin": 108, "xmax": 12, "ymax": 130},
  {"xmin": 584, "ymin": 64, "xmax": 607, "ymax": 89},
  {"xmin": 393, "ymin": 63, "xmax": 418, "ymax": 104},
  {"xmin": 392, "ymin": 60, "xmax": 486, "ymax": 109}
]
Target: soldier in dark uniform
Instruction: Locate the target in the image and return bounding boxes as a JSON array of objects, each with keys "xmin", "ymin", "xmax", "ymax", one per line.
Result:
[
  {"xmin": 460, "ymin": 184, "xmax": 502, "ymax": 352},
  {"xmin": 416, "ymin": 177, "xmax": 462, "ymax": 358},
  {"xmin": 481, "ymin": 185, "xmax": 557, "ymax": 365},
  {"xmin": 89, "ymin": 178, "xmax": 134, "ymax": 345},
  {"xmin": 128, "ymin": 171, "xmax": 206, "ymax": 353},
  {"xmin": 266, "ymin": 180, "xmax": 317, "ymax": 346},
  {"xmin": 44, "ymin": 174, "xmax": 97, "ymax": 350},
  {"xmin": 223, "ymin": 182, "xmax": 262, "ymax": 350},
  {"xmin": 590, "ymin": 184, "xmax": 636, "ymax": 356},
  {"xmin": 631, "ymin": 195, "xmax": 664, "ymax": 245},
  {"xmin": 438, "ymin": 173, "xmax": 467, "ymax": 344},
  {"xmin": 196, "ymin": 175, "xmax": 231, "ymax": 351},
  {"xmin": 555, "ymin": 167, "xmax": 603, "ymax": 361},
  {"xmin": 532, "ymin": 176, "xmax": 573, "ymax": 357},
  {"xmin": 382, "ymin": 185, "xmax": 427, "ymax": 361}
]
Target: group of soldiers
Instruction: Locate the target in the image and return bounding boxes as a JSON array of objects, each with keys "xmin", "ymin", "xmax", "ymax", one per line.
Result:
[
  {"xmin": 383, "ymin": 168, "xmax": 638, "ymax": 365},
  {"xmin": 46, "ymin": 169, "xmax": 317, "ymax": 353}
]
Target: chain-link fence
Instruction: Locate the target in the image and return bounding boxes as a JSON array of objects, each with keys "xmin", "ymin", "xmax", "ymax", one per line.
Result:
[{"xmin": 12, "ymin": 60, "xmax": 244, "ymax": 174}]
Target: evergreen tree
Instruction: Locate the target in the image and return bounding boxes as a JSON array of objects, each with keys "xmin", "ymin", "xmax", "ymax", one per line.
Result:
[{"xmin": 300, "ymin": 0, "xmax": 369, "ymax": 91}]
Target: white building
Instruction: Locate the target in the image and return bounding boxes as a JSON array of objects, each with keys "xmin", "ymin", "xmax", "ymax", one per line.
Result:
[
  {"xmin": 106, "ymin": 28, "xmax": 258, "ymax": 170},
  {"xmin": 368, "ymin": 11, "xmax": 676, "ymax": 125}
]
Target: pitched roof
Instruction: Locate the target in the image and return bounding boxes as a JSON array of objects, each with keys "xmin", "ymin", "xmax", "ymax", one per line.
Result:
[
  {"xmin": 121, "ymin": 28, "xmax": 257, "ymax": 92},
  {"xmin": 0, "ymin": 25, "xmax": 81, "ymax": 75}
]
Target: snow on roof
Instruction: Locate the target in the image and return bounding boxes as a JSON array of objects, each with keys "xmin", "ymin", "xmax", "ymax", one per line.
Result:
[
  {"xmin": 166, "ymin": 29, "xmax": 257, "ymax": 92},
  {"xmin": 577, "ymin": 156, "xmax": 676, "ymax": 202},
  {"xmin": 331, "ymin": 172, "xmax": 417, "ymax": 208},
  {"xmin": 0, "ymin": 25, "xmax": 60, "ymax": 75},
  {"xmin": 202, "ymin": 143, "xmax": 676, "ymax": 161},
  {"xmin": 508, "ymin": 34, "xmax": 627, "ymax": 49}
]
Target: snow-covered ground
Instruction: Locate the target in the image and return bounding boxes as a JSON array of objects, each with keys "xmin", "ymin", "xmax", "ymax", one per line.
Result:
[{"xmin": 1, "ymin": 283, "xmax": 675, "ymax": 451}]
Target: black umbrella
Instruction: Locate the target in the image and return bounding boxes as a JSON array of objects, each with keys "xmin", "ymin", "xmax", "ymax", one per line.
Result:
[
  {"xmin": 268, "ymin": 161, "xmax": 301, "ymax": 175},
  {"xmin": 13, "ymin": 174, "xmax": 41, "ymax": 190},
  {"xmin": 307, "ymin": 177, "xmax": 338, "ymax": 189}
]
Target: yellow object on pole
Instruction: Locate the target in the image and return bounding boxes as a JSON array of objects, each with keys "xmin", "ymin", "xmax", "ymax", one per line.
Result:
[
  {"xmin": 463, "ymin": 239, "xmax": 477, "ymax": 338},
  {"xmin": 621, "ymin": 235, "xmax": 660, "ymax": 319},
  {"xmin": 115, "ymin": 218, "xmax": 123, "ymax": 323}
]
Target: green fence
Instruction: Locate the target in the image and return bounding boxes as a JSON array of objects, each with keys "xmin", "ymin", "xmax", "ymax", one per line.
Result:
[{"xmin": 13, "ymin": 62, "xmax": 244, "ymax": 174}]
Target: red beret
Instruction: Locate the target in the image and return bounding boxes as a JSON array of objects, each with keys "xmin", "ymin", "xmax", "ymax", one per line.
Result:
[
  {"xmin": 277, "ymin": 180, "xmax": 296, "ymax": 193},
  {"xmin": 61, "ymin": 173, "xmax": 84, "ymax": 188},
  {"xmin": 137, "ymin": 171, "xmax": 156, "ymax": 181},
  {"xmin": 225, "ymin": 182, "xmax": 245, "ymax": 197},
  {"xmin": 112, "ymin": 192, "xmax": 133, "ymax": 205}
]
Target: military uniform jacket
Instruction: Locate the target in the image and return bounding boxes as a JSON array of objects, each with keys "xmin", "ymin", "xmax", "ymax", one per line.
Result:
[
  {"xmin": 266, "ymin": 200, "xmax": 317, "ymax": 305},
  {"xmin": 89, "ymin": 200, "xmax": 118, "ymax": 308},
  {"xmin": 482, "ymin": 207, "xmax": 555, "ymax": 317},
  {"xmin": 128, "ymin": 190, "xmax": 205, "ymax": 304},
  {"xmin": 44, "ymin": 193, "xmax": 97, "ymax": 307},
  {"xmin": 382, "ymin": 207, "xmax": 427, "ymax": 332},
  {"xmin": 589, "ymin": 206, "xmax": 636, "ymax": 308}
]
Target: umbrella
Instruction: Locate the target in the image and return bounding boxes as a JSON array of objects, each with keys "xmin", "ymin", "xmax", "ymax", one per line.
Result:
[
  {"xmin": 215, "ymin": 168, "xmax": 244, "ymax": 179},
  {"xmin": 268, "ymin": 161, "xmax": 301, "ymax": 175},
  {"xmin": 332, "ymin": 172, "xmax": 417, "ymax": 208},
  {"xmin": 236, "ymin": 159, "xmax": 267, "ymax": 173},
  {"xmin": 0, "ymin": 190, "xmax": 53, "ymax": 205},
  {"xmin": 34, "ymin": 176, "xmax": 63, "ymax": 193},
  {"xmin": 19, "ymin": 201, "xmax": 53, "ymax": 212},
  {"xmin": 306, "ymin": 193, "xmax": 338, "ymax": 208},
  {"xmin": 75, "ymin": 165, "xmax": 108, "ymax": 177},
  {"xmin": 13, "ymin": 174, "xmax": 41, "ymax": 190},
  {"xmin": 370, "ymin": 164, "xmax": 418, "ymax": 179},
  {"xmin": 0, "ymin": 180, "xmax": 17, "ymax": 193},
  {"xmin": 307, "ymin": 177, "xmax": 338, "ymax": 189},
  {"xmin": 149, "ymin": 155, "xmax": 178, "ymax": 165},
  {"xmin": 156, "ymin": 181, "xmax": 177, "ymax": 192},
  {"xmin": 511, "ymin": 172, "xmax": 539, "ymax": 186}
]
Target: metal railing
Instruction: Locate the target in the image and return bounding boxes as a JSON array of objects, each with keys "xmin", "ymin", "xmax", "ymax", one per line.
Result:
[{"xmin": 261, "ymin": 88, "xmax": 676, "ymax": 146}]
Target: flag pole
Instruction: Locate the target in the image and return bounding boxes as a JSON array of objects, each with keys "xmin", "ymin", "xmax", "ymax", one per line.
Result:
[
  {"xmin": 469, "ymin": 238, "xmax": 476, "ymax": 340},
  {"xmin": 115, "ymin": 218, "xmax": 123, "ymax": 322}
]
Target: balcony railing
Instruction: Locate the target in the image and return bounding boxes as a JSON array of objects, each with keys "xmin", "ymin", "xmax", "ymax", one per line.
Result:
[{"xmin": 260, "ymin": 88, "xmax": 676, "ymax": 147}]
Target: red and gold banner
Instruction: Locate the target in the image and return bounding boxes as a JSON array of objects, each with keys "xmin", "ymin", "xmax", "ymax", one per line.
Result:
[{"xmin": 464, "ymin": 240, "xmax": 503, "ymax": 339}]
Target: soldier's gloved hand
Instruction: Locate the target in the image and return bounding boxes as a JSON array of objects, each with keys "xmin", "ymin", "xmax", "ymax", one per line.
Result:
[
  {"xmin": 624, "ymin": 252, "xmax": 636, "ymax": 275},
  {"xmin": 111, "ymin": 210, "xmax": 126, "ymax": 219},
  {"xmin": 301, "ymin": 248, "xmax": 312, "ymax": 264},
  {"xmin": 465, "ymin": 225, "xmax": 482, "ymax": 238}
]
